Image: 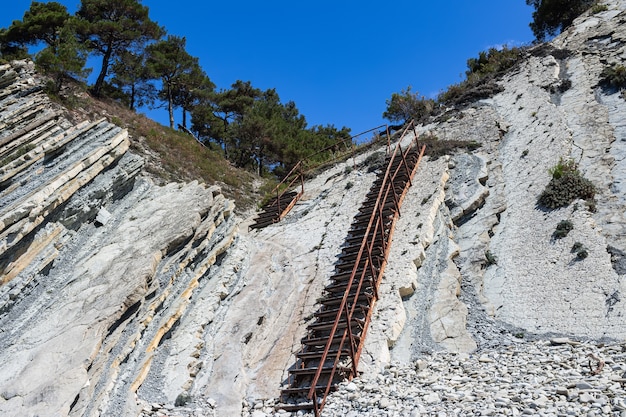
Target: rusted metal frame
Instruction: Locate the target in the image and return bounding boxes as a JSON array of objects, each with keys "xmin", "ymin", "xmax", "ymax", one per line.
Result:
[
  {"xmin": 398, "ymin": 142, "xmax": 414, "ymax": 188},
  {"xmin": 271, "ymin": 160, "xmax": 302, "ymax": 195},
  {"xmin": 311, "ymin": 249, "xmax": 371, "ymax": 402},
  {"xmin": 378, "ymin": 147, "xmax": 404, "ymax": 224},
  {"xmin": 308, "ymin": 138, "xmax": 410, "ymax": 411},
  {"xmin": 364, "ymin": 228, "xmax": 381, "ymax": 300},
  {"xmin": 343, "ymin": 301, "xmax": 358, "ymax": 369},
  {"xmin": 270, "ymin": 161, "xmax": 304, "ymax": 215},
  {"xmin": 386, "ymin": 124, "xmax": 391, "ymax": 152},
  {"xmin": 412, "ymin": 123, "xmax": 420, "ymax": 149},
  {"xmin": 307, "ymin": 241, "xmax": 371, "ymax": 399},
  {"xmin": 308, "ymin": 142, "xmax": 401, "ymax": 402},
  {"xmin": 318, "ymin": 143, "xmax": 427, "ymax": 415},
  {"xmin": 319, "ymin": 269, "xmax": 367, "ymax": 413},
  {"xmin": 312, "ymin": 390, "xmax": 320, "ymax": 417},
  {"xmin": 352, "ymin": 192, "xmax": 406, "ymax": 369}
]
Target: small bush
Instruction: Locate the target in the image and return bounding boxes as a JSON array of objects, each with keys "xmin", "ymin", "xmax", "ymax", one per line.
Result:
[
  {"xmin": 592, "ymin": 4, "xmax": 609, "ymax": 13},
  {"xmin": 345, "ymin": 181, "xmax": 354, "ymax": 190},
  {"xmin": 601, "ymin": 64, "xmax": 626, "ymax": 90},
  {"xmin": 484, "ymin": 250, "xmax": 497, "ymax": 267},
  {"xmin": 421, "ymin": 136, "xmax": 481, "ymax": 160},
  {"xmin": 175, "ymin": 392, "xmax": 191, "ymax": 406},
  {"xmin": 362, "ymin": 151, "xmax": 386, "ymax": 172},
  {"xmin": 571, "ymin": 241, "xmax": 589, "ymax": 260},
  {"xmin": 576, "ymin": 248, "xmax": 589, "ymax": 259},
  {"xmin": 538, "ymin": 159, "xmax": 595, "ymax": 209},
  {"xmin": 553, "ymin": 220, "xmax": 574, "ymax": 239}
]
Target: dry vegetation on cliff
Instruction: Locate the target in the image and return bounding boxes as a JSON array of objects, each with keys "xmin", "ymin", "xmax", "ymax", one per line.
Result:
[{"xmin": 47, "ymin": 82, "xmax": 259, "ymax": 210}]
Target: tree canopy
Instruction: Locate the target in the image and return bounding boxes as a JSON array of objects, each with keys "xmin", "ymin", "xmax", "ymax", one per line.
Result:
[
  {"xmin": 383, "ymin": 86, "xmax": 437, "ymax": 124},
  {"xmin": 0, "ymin": 0, "xmax": 353, "ymax": 180},
  {"xmin": 146, "ymin": 35, "xmax": 199, "ymax": 129},
  {"xmin": 1, "ymin": 1, "xmax": 70, "ymax": 48},
  {"xmin": 526, "ymin": 0, "xmax": 595, "ymax": 41},
  {"xmin": 75, "ymin": 0, "xmax": 163, "ymax": 96}
]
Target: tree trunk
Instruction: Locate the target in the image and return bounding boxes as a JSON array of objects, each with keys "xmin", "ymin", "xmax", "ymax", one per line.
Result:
[
  {"xmin": 93, "ymin": 46, "xmax": 113, "ymax": 97},
  {"xmin": 167, "ymin": 83, "xmax": 175, "ymax": 129},
  {"xmin": 182, "ymin": 108, "xmax": 187, "ymax": 129},
  {"xmin": 130, "ymin": 84, "xmax": 136, "ymax": 111}
]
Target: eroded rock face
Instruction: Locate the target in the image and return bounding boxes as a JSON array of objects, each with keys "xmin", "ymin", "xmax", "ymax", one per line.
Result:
[
  {"xmin": 0, "ymin": 62, "xmax": 238, "ymax": 417},
  {"xmin": 3, "ymin": 2, "xmax": 626, "ymax": 416}
]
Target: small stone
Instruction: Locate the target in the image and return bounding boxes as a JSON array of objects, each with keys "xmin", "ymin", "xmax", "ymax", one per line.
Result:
[
  {"xmin": 346, "ymin": 382, "xmax": 358, "ymax": 392},
  {"xmin": 424, "ymin": 392, "xmax": 440, "ymax": 404},
  {"xmin": 576, "ymin": 381, "xmax": 595, "ymax": 390},
  {"xmin": 551, "ymin": 337, "xmax": 573, "ymax": 345},
  {"xmin": 95, "ymin": 208, "xmax": 112, "ymax": 226},
  {"xmin": 579, "ymin": 393, "xmax": 595, "ymax": 403},
  {"xmin": 415, "ymin": 359, "xmax": 428, "ymax": 371}
]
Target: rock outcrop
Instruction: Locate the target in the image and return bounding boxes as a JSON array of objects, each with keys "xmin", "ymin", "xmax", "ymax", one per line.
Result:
[
  {"xmin": 3, "ymin": 1, "xmax": 626, "ymax": 416},
  {"xmin": 0, "ymin": 61, "xmax": 238, "ymax": 417}
]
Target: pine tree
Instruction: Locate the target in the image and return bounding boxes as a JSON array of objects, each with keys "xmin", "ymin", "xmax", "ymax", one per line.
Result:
[{"xmin": 76, "ymin": 0, "xmax": 163, "ymax": 97}]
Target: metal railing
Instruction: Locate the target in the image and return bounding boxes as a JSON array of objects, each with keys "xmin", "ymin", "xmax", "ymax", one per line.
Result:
[{"xmin": 306, "ymin": 127, "xmax": 425, "ymax": 416}]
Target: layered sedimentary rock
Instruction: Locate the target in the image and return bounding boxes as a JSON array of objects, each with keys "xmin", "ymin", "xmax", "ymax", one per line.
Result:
[
  {"xmin": 0, "ymin": 61, "xmax": 238, "ymax": 417},
  {"xmin": 3, "ymin": 2, "xmax": 626, "ymax": 416}
]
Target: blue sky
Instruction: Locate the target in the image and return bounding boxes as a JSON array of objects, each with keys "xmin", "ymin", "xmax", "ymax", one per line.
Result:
[{"xmin": 2, "ymin": 1, "xmax": 535, "ymax": 137}]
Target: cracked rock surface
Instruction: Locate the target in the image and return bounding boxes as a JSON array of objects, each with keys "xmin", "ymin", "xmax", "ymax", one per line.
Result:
[{"xmin": 4, "ymin": 1, "xmax": 626, "ymax": 416}]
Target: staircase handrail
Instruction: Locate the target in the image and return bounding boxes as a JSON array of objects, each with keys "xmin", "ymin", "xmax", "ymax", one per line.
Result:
[{"xmin": 307, "ymin": 125, "xmax": 415, "ymax": 409}]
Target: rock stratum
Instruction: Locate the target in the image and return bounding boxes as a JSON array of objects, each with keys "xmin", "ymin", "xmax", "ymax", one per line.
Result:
[{"xmin": 1, "ymin": 1, "xmax": 626, "ymax": 416}]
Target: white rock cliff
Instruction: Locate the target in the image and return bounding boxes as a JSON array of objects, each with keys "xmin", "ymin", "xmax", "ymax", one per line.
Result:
[{"xmin": 1, "ymin": 1, "xmax": 626, "ymax": 416}]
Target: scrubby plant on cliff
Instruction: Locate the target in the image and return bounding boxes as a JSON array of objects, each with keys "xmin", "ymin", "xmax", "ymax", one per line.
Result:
[
  {"xmin": 553, "ymin": 219, "xmax": 573, "ymax": 239},
  {"xmin": 571, "ymin": 242, "xmax": 589, "ymax": 259},
  {"xmin": 538, "ymin": 158, "xmax": 596, "ymax": 209},
  {"xmin": 383, "ymin": 86, "xmax": 438, "ymax": 124},
  {"xmin": 526, "ymin": 0, "xmax": 595, "ymax": 41},
  {"xmin": 592, "ymin": 3, "xmax": 609, "ymax": 13},
  {"xmin": 420, "ymin": 135, "xmax": 481, "ymax": 160},
  {"xmin": 438, "ymin": 46, "xmax": 525, "ymax": 107},
  {"xmin": 600, "ymin": 64, "xmax": 626, "ymax": 92}
]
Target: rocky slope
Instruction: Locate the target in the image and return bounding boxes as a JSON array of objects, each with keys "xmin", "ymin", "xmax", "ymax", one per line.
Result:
[
  {"xmin": 1, "ymin": 1, "xmax": 626, "ymax": 416},
  {"xmin": 0, "ymin": 62, "xmax": 238, "ymax": 417}
]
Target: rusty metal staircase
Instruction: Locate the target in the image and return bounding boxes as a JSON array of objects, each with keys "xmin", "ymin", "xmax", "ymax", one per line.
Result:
[
  {"xmin": 250, "ymin": 124, "xmax": 394, "ymax": 231},
  {"xmin": 250, "ymin": 162, "xmax": 304, "ymax": 230},
  {"xmin": 278, "ymin": 128, "xmax": 425, "ymax": 416}
]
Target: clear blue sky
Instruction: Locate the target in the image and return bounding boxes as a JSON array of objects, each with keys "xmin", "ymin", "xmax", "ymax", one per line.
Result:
[{"xmin": 2, "ymin": 1, "xmax": 535, "ymax": 137}]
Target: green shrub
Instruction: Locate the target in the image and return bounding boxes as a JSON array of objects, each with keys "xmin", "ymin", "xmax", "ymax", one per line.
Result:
[
  {"xmin": 592, "ymin": 3, "xmax": 609, "ymax": 13},
  {"xmin": 571, "ymin": 241, "xmax": 589, "ymax": 260},
  {"xmin": 466, "ymin": 46, "xmax": 526, "ymax": 79},
  {"xmin": 362, "ymin": 151, "xmax": 386, "ymax": 173},
  {"xmin": 553, "ymin": 220, "xmax": 574, "ymax": 239},
  {"xmin": 484, "ymin": 250, "xmax": 497, "ymax": 267},
  {"xmin": 438, "ymin": 46, "xmax": 525, "ymax": 107},
  {"xmin": 421, "ymin": 136, "xmax": 481, "ymax": 160},
  {"xmin": 383, "ymin": 86, "xmax": 438, "ymax": 124},
  {"xmin": 538, "ymin": 159, "xmax": 595, "ymax": 209},
  {"xmin": 601, "ymin": 64, "xmax": 626, "ymax": 90}
]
